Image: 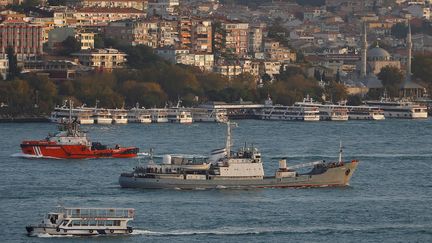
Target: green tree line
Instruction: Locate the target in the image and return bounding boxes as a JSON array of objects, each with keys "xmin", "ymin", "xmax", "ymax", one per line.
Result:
[{"xmin": 1, "ymin": 45, "xmax": 346, "ymax": 117}]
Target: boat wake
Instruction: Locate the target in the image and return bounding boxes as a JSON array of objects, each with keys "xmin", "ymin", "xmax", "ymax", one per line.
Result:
[
  {"xmin": 272, "ymin": 153, "xmax": 432, "ymax": 160},
  {"xmin": 33, "ymin": 233, "xmax": 74, "ymax": 238},
  {"xmin": 11, "ymin": 153, "xmax": 61, "ymax": 160},
  {"xmin": 130, "ymin": 224, "xmax": 432, "ymax": 237},
  {"xmin": 31, "ymin": 224, "xmax": 431, "ymax": 238},
  {"xmin": 131, "ymin": 228, "xmax": 267, "ymax": 236}
]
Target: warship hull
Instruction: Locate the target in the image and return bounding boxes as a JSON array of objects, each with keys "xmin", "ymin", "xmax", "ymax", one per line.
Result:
[{"xmin": 119, "ymin": 161, "xmax": 358, "ymax": 189}]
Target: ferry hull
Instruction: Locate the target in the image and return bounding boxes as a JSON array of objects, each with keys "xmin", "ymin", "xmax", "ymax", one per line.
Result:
[
  {"xmin": 26, "ymin": 226, "xmax": 133, "ymax": 236},
  {"xmin": 20, "ymin": 143, "xmax": 138, "ymax": 159},
  {"xmin": 95, "ymin": 118, "xmax": 112, "ymax": 124},
  {"xmin": 119, "ymin": 161, "xmax": 358, "ymax": 189},
  {"xmin": 383, "ymin": 111, "xmax": 428, "ymax": 119},
  {"xmin": 78, "ymin": 119, "xmax": 95, "ymax": 125}
]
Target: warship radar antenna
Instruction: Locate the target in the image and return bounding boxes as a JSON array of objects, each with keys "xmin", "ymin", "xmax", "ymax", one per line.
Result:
[{"xmin": 225, "ymin": 121, "xmax": 237, "ymax": 158}]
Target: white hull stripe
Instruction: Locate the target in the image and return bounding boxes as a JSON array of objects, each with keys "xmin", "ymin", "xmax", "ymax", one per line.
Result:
[{"xmin": 33, "ymin": 146, "xmax": 42, "ymax": 156}]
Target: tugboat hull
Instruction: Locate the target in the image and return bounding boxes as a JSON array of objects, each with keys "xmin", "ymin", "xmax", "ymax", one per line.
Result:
[
  {"xmin": 20, "ymin": 142, "xmax": 138, "ymax": 159},
  {"xmin": 119, "ymin": 161, "xmax": 358, "ymax": 190}
]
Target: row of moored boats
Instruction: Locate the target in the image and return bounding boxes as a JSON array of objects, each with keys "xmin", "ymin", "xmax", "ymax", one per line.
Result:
[
  {"xmin": 51, "ymin": 97, "xmax": 429, "ymax": 125},
  {"xmin": 261, "ymin": 97, "xmax": 428, "ymax": 121},
  {"xmin": 50, "ymin": 105, "xmax": 227, "ymax": 124}
]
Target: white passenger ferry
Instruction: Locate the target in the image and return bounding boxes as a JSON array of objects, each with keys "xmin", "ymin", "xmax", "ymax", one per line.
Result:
[
  {"xmin": 127, "ymin": 107, "xmax": 152, "ymax": 123},
  {"xmin": 364, "ymin": 99, "xmax": 428, "ymax": 119},
  {"xmin": 261, "ymin": 105, "xmax": 320, "ymax": 121},
  {"xmin": 260, "ymin": 97, "xmax": 319, "ymax": 121},
  {"xmin": 294, "ymin": 97, "xmax": 348, "ymax": 121},
  {"xmin": 167, "ymin": 109, "xmax": 193, "ymax": 123},
  {"xmin": 110, "ymin": 108, "xmax": 128, "ymax": 124},
  {"xmin": 93, "ymin": 109, "xmax": 113, "ymax": 124},
  {"xmin": 50, "ymin": 104, "xmax": 94, "ymax": 124},
  {"xmin": 26, "ymin": 207, "xmax": 134, "ymax": 236},
  {"xmin": 191, "ymin": 108, "xmax": 228, "ymax": 122},
  {"xmin": 345, "ymin": 105, "xmax": 385, "ymax": 120},
  {"xmin": 149, "ymin": 108, "xmax": 169, "ymax": 123}
]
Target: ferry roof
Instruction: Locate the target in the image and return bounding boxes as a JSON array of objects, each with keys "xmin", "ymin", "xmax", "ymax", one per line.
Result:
[
  {"xmin": 199, "ymin": 102, "xmax": 265, "ymax": 109},
  {"xmin": 61, "ymin": 207, "xmax": 135, "ymax": 218}
]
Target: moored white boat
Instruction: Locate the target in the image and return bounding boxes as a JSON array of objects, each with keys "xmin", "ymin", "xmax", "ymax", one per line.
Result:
[
  {"xmin": 294, "ymin": 97, "xmax": 348, "ymax": 121},
  {"xmin": 111, "ymin": 108, "xmax": 128, "ymax": 124},
  {"xmin": 76, "ymin": 107, "xmax": 94, "ymax": 124},
  {"xmin": 128, "ymin": 108, "xmax": 152, "ymax": 123},
  {"xmin": 149, "ymin": 108, "xmax": 168, "ymax": 123},
  {"xmin": 364, "ymin": 99, "xmax": 428, "ymax": 119},
  {"xmin": 26, "ymin": 207, "xmax": 135, "ymax": 236},
  {"xmin": 167, "ymin": 109, "xmax": 193, "ymax": 124},
  {"xmin": 93, "ymin": 109, "xmax": 112, "ymax": 124},
  {"xmin": 50, "ymin": 104, "xmax": 95, "ymax": 125},
  {"xmin": 191, "ymin": 108, "xmax": 228, "ymax": 123},
  {"xmin": 261, "ymin": 105, "xmax": 320, "ymax": 121},
  {"xmin": 345, "ymin": 105, "xmax": 385, "ymax": 120}
]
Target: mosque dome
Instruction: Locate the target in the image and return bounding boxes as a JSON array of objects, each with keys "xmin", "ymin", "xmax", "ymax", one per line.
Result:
[{"xmin": 367, "ymin": 46, "xmax": 391, "ymax": 61}]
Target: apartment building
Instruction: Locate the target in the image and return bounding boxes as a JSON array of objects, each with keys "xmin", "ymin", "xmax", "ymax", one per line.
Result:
[
  {"xmin": 74, "ymin": 7, "xmax": 146, "ymax": 26},
  {"xmin": 0, "ymin": 54, "xmax": 8, "ymax": 80},
  {"xmin": 178, "ymin": 17, "xmax": 212, "ymax": 53},
  {"xmin": 155, "ymin": 48, "xmax": 214, "ymax": 71},
  {"xmin": 72, "ymin": 48, "xmax": 127, "ymax": 70},
  {"xmin": 0, "ymin": 21, "xmax": 44, "ymax": 61},
  {"xmin": 105, "ymin": 19, "xmax": 158, "ymax": 47},
  {"xmin": 216, "ymin": 21, "xmax": 249, "ymax": 57},
  {"xmin": 81, "ymin": 0, "xmax": 148, "ymax": 11},
  {"xmin": 148, "ymin": 0, "xmax": 180, "ymax": 17}
]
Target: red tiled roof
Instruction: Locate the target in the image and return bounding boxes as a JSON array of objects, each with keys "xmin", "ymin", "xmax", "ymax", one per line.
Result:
[
  {"xmin": 77, "ymin": 7, "xmax": 144, "ymax": 14},
  {"xmin": 84, "ymin": 0, "xmax": 145, "ymax": 2}
]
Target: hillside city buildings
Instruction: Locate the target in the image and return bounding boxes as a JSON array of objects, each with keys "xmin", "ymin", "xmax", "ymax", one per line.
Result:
[{"xmin": 0, "ymin": 0, "xmax": 429, "ymax": 97}]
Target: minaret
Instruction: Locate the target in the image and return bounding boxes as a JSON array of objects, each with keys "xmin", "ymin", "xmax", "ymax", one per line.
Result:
[
  {"xmin": 406, "ymin": 22, "xmax": 412, "ymax": 82},
  {"xmin": 361, "ymin": 22, "xmax": 367, "ymax": 78}
]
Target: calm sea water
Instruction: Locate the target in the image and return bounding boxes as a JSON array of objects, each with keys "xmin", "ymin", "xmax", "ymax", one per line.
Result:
[{"xmin": 1, "ymin": 120, "xmax": 432, "ymax": 242}]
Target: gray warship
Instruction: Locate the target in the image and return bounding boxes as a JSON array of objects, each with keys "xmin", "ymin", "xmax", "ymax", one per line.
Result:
[{"xmin": 119, "ymin": 122, "xmax": 359, "ymax": 189}]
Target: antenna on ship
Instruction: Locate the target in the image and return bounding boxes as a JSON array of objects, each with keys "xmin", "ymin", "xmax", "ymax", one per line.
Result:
[
  {"xmin": 225, "ymin": 121, "xmax": 237, "ymax": 158},
  {"xmin": 338, "ymin": 140, "xmax": 344, "ymax": 163},
  {"xmin": 68, "ymin": 99, "xmax": 72, "ymax": 123}
]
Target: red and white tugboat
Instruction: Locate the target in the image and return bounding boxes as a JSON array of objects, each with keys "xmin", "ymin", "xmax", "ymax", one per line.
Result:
[{"xmin": 20, "ymin": 101, "xmax": 139, "ymax": 159}]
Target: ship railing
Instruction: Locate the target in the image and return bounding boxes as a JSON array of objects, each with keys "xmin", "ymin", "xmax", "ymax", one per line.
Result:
[{"xmin": 62, "ymin": 208, "xmax": 134, "ymax": 218}]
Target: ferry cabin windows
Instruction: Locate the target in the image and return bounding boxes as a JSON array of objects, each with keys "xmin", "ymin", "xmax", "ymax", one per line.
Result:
[{"xmin": 69, "ymin": 220, "xmax": 122, "ymax": 227}]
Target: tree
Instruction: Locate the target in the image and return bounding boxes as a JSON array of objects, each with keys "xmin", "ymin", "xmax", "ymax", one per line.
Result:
[
  {"xmin": 391, "ymin": 23, "xmax": 408, "ymax": 39},
  {"xmin": 347, "ymin": 95, "xmax": 362, "ymax": 106},
  {"xmin": 314, "ymin": 69, "xmax": 321, "ymax": 80},
  {"xmin": 59, "ymin": 36, "xmax": 81, "ymax": 56},
  {"xmin": 47, "ymin": 0, "xmax": 67, "ymax": 6},
  {"xmin": 94, "ymin": 35, "xmax": 105, "ymax": 49},
  {"xmin": 412, "ymin": 54, "xmax": 432, "ymax": 85},
  {"xmin": 296, "ymin": 50, "xmax": 305, "ymax": 63},
  {"xmin": 6, "ymin": 46, "xmax": 20, "ymax": 80},
  {"xmin": 377, "ymin": 66, "xmax": 404, "ymax": 98},
  {"xmin": 123, "ymin": 45, "xmax": 162, "ymax": 69},
  {"xmin": 22, "ymin": 0, "xmax": 40, "ymax": 8},
  {"xmin": 325, "ymin": 81, "xmax": 348, "ymax": 103},
  {"xmin": 335, "ymin": 69, "xmax": 341, "ymax": 83},
  {"xmin": 321, "ymin": 71, "xmax": 326, "ymax": 82}
]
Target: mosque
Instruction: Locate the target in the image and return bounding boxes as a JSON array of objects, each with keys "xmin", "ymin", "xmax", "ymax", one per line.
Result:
[{"xmin": 356, "ymin": 21, "xmax": 424, "ymax": 98}]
